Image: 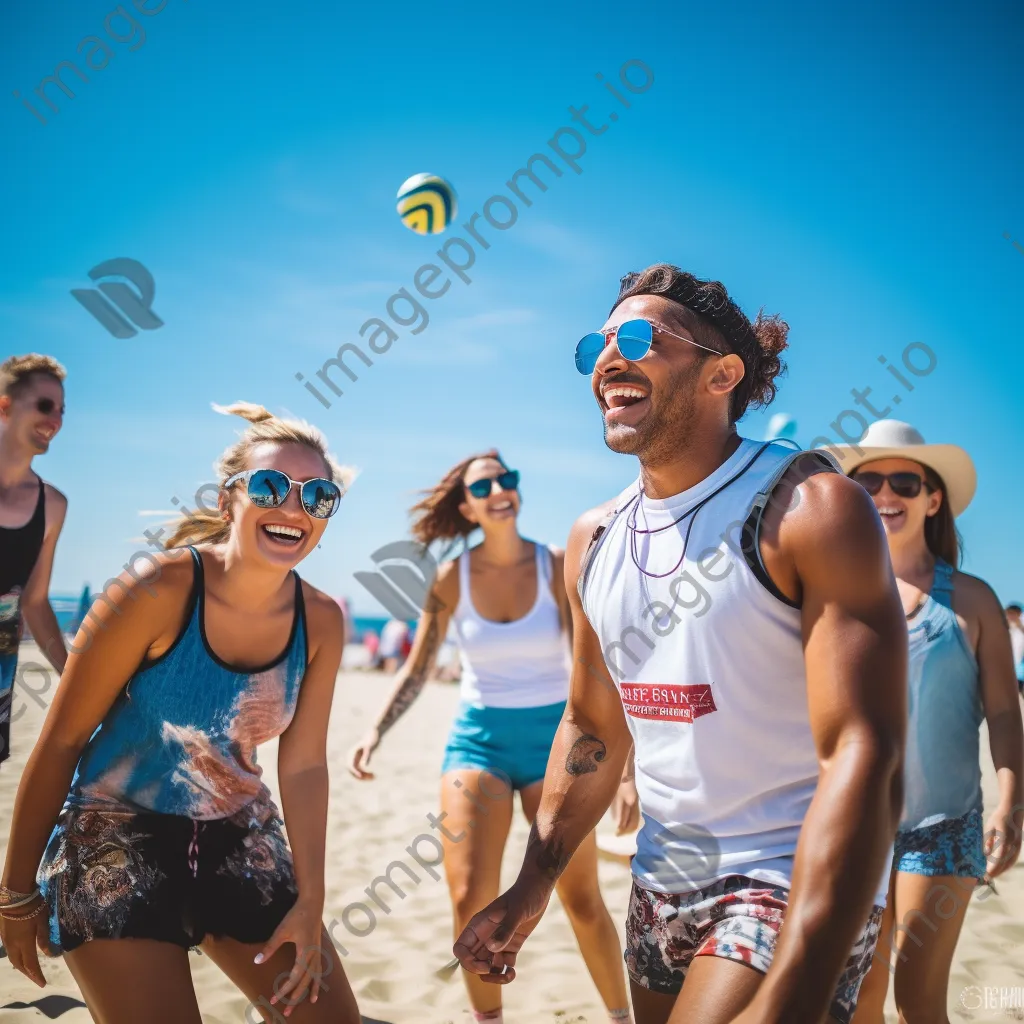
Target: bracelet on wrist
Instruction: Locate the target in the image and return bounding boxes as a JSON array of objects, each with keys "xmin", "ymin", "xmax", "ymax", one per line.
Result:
[
  {"xmin": 0, "ymin": 900, "xmax": 47, "ymax": 922},
  {"xmin": 0, "ymin": 885, "xmax": 41, "ymax": 908}
]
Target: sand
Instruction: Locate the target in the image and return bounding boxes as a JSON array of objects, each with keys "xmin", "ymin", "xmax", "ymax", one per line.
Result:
[{"xmin": 1, "ymin": 643, "xmax": 1022, "ymax": 1022}]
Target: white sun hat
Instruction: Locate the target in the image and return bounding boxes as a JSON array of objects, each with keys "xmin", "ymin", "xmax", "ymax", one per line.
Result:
[{"xmin": 824, "ymin": 419, "xmax": 977, "ymax": 517}]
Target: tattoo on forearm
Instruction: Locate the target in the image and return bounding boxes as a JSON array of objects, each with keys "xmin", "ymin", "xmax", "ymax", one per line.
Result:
[
  {"xmin": 565, "ymin": 733, "xmax": 607, "ymax": 776},
  {"xmin": 527, "ymin": 823, "xmax": 571, "ymax": 880},
  {"xmin": 377, "ymin": 616, "xmax": 440, "ymax": 735}
]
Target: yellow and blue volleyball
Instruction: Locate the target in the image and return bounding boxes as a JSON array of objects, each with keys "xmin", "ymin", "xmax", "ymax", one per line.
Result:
[{"xmin": 396, "ymin": 173, "xmax": 457, "ymax": 235}]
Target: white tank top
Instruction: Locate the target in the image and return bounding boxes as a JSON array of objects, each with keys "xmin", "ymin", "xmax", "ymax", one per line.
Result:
[
  {"xmin": 452, "ymin": 542, "xmax": 571, "ymax": 709},
  {"xmin": 581, "ymin": 438, "xmax": 888, "ymax": 902}
]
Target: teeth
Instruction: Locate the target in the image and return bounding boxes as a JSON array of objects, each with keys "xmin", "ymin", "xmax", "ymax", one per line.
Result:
[
  {"xmin": 265, "ymin": 524, "xmax": 303, "ymax": 539},
  {"xmin": 603, "ymin": 387, "xmax": 647, "ymax": 400}
]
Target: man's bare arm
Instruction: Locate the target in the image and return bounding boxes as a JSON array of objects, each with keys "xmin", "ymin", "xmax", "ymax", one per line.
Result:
[
  {"xmin": 741, "ymin": 470, "xmax": 907, "ymax": 1023},
  {"xmin": 517, "ymin": 510, "xmax": 633, "ymax": 891}
]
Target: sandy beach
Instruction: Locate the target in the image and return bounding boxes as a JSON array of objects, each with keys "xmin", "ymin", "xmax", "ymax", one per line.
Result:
[{"xmin": 1, "ymin": 644, "xmax": 1022, "ymax": 1023}]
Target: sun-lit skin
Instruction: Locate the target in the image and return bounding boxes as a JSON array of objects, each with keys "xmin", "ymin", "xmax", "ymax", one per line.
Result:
[
  {"xmin": 854, "ymin": 456, "xmax": 942, "ymax": 553},
  {"xmin": 589, "ymin": 294, "xmax": 745, "ymax": 474},
  {"xmin": 221, "ymin": 441, "xmax": 333, "ymax": 571},
  {"xmin": 459, "ymin": 457, "xmax": 521, "ymax": 528},
  {"xmin": 0, "ymin": 374, "xmax": 64, "ymax": 456}
]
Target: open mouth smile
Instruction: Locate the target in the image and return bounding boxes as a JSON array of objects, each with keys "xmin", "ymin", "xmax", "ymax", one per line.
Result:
[
  {"xmin": 600, "ymin": 383, "xmax": 650, "ymax": 423},
  {"xmin": 261, "ymin": 522, "xmax": 306, "ymax": 547}
]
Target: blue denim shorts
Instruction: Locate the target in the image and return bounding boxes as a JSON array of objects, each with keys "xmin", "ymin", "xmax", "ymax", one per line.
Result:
[
  {"xmin": 895, "ymin": 808, "xmax": 986, "ymax": 878},
  {"xmin": 441, "ymin": 700, "xmax": 566, "ymax": 791}
]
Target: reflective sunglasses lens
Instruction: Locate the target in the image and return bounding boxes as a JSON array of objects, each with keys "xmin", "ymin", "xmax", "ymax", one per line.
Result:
[
  {"xmin": 616, "ymin": 319, "xmax": 654, "ymax": 361},
  {"xmin": 575, "ymin": 333, "xmax": 606, "ymax": 375},
  {"xmin": 301, "ymin": 478, "xmax": 342, "ymax": 518},
  {"xmin": 247, "ymin": 469, "xmax": 291, "ymax": 507},
  {"xmin": 890, "ymin": 473, "xmax": 923, "ymax": 499},
  {"xmin": 854, "ymin": 472, "xmax": 884, "ymax": 496},
  {"xmin": 497, "ymin": 470, "xmax": 520, "ymax": 491},
  {"xmin": 467, "ymin": 479, "xmax": 492, "ymax": 499}
]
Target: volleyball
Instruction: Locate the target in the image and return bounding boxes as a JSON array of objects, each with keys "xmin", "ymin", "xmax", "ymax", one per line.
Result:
[
  {"xmin": 766, "ymin": 412, "xmax": 798, "ymax": 442},
  {"xmin": 396, "ymin": 173, "xmax": 457, "ymax": 235}
]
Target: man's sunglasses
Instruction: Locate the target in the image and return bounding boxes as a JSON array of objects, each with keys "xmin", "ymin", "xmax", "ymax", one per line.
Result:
[
  {"xmin": 853, "ymin": 471, "xmax": 930, "ymax": 500},
  {"xmin": 224, "ymin": 468, "xmax": 344, "ymax": 519},
  {"xmin": 574, "ymin": 318, "xmax": 723, "ymax": 375},
  {"xmin": 34, "ymin": 397, "xmax": 64, "ymax": 416},
  {"xmin": 465, "ymin": 469, "xmax": 520, "ymax": 499}
]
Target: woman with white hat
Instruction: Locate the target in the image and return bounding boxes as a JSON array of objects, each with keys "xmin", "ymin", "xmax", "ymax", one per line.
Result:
[{"xmin": 835, "ymin": 421, "xmax": 1024, "ymax": 1024}]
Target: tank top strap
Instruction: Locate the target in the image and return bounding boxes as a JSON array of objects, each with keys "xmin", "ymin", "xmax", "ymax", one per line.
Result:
[
  {"xmin": 931, "ymin": 559, "xmax": 955, "ymax": 609},
  {"xmin": 536, "ymin": 542, "xmax": 550, "ymax": 587},
  {"xmin": 456, "ymin": 548, "xmax": 472, "ymax": 618},
  {"xmin": 30, "ymin": 477, "xmax": 46, "ymax": 525}
]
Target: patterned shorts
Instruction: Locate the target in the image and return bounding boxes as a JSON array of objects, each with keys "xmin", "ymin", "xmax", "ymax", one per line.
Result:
[
  {"xmin": 894, "ymin": 809, "xmax": 986, "ymax": 878},
  {"xmin": 39, "ymin": 803, "xmax": 298, "ymax": 954},
  {"xmin": 624, "ymin": 875, "xmax": 884, "ymax": 1024}
]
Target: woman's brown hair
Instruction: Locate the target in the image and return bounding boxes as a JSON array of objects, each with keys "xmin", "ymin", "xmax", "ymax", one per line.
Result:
[
  {"xmin": 409, "ymin": 449, "xmax": 508, "ymax": 547},
  {"xmin": 163, "ymin": 402, "xmax": 353, "ymax": 549},
  {"xmin": 923, "ymin": 465, "xmax": 962, "ymax": 567}
]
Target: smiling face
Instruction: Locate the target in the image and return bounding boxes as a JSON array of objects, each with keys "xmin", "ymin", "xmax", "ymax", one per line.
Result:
[
  {"xmin": 854, "ymin": 457, "xmax": 942, "ymax": 550},
  {"xmin": 224, "ymin": 441, "xmax": 332, "ymax": 569},
  {"xmin": 0, "ymin": 372, "xmax": 64, "ymax": 455},
  {"xmin": 590, "ymin": 295, "xmax": 744, "ymax": 463},
  {"xmin": 459, "ymin": 457, "xmax": 520, "ymax": 531}
]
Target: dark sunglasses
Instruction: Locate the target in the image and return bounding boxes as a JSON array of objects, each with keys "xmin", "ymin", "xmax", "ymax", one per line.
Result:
[
  {"xmin": 34, "ymin": 397, "xmax": 64, "ymax": 416},
  {"xmin": 224, "ymin": 468, "xmax": 344, "ymax": 519},
  {"xmin": 465, "ymin": 469, "xmax": 520, "ymax": 499},
  {"xmin": 575, "ymin": 318, "xmax": 722, "ymax": 375},
  {"xmin": 853, "ymin": 471, "xmax": 929, "ymax": 499}
]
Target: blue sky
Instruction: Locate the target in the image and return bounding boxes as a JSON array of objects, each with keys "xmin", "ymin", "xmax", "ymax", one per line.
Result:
[{"xmin": 2, "ymin": 0, "xmax": 1022, "ymax": 613}]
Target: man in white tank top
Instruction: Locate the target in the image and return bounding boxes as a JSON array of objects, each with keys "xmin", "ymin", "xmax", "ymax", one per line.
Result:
[{"xmin": 454, "ymin": 266, "xmax": 908, "ymax": 1024}]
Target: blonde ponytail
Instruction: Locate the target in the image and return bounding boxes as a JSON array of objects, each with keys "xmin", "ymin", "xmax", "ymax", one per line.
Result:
[{"xmin": 162, "ymin": 401, "xmax": 354, "ymax": 550}]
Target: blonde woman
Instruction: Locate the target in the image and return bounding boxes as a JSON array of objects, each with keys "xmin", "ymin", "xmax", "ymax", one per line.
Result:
[
  {"xmin": 1, "ymin": 403, "xmax": 360, "ymax": 1024},
  {"xmin": 348, "ymin": 450, "xmax": 634, "ymax": 1024}
]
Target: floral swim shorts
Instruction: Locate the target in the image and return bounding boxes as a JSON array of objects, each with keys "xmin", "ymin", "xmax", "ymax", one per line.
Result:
[
  {"xmin": 894, "ymin": 809, "xmax": 986, "ymax": 878},
  {"xmin": 39, "ymin": 802, "xmax": 298, "ymax": 954},
  {"xmin": 624, "ymin": 875, "xmax": 884, "ymax": 1024}
]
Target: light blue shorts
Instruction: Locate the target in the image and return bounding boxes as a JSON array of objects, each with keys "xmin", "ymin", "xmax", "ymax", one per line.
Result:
[{"xmin": 441, "ymin": 700, "xmax": 566, "ymax": 791}]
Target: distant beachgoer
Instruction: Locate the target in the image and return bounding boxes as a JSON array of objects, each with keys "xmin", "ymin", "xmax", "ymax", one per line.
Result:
[
  {"xmin": 0, "ymin": 354, "xmax": 69, "ymax": 768},
  {"xmin": 844, "ymin": 421, "xmax": 1023, "ymax": 1024},
  {"xmin": 378, "ymin": 618, "xmax": 409, "ymax": 674},
  {"xmin": 452, "ymin": 266, "xmax": 907, "ymax": 1024},
  {"xmin": 348, "ymin": 451, "xmax": 634, "ymax": 1024},
  {"xmin": 1006, "ymin": 603, "xmax": 1024, "ymax": 693},
  {"xmin": 362, "ymin": 629, "xmax": 380, "ymax": 668},
  {"xmin": 0, "ymin": 402, "xmax": 362, "ymax": 1023}
]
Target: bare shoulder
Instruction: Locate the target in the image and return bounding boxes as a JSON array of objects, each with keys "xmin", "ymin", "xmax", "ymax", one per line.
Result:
[
  {"xmin": 565, "ymin": 496, "xmax": 625, "ymax": 588},
  {"xmin": 770, "ymin": 465, "xmax": 883, "ymax": 546},
  {"xmin": 300, "ymin": 581, "xmax": 344, "ymax": 630},
  {"xmin": 88, "ymin": 548, "xmax": 196, "ymax": 631},
  {"xmin": 430, "ymin": 556, "xmax": 460, "ymax": 605},
  {"xmin": 950, "ymin": 570, "xmax": 1003, "ymax": 622},
  {"xmin": 42, "ymin": 480, "xmax": 68, "ymax": 528}
]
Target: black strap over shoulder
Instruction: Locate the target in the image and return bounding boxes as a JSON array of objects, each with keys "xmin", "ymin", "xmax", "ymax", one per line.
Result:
[
  {"xmin": 740, "ymin": 448, "xmax": 842, "ymax": 608},
  {"xmin": 576, "ymin": 481, "xmax": 640, "ymax": 602}
]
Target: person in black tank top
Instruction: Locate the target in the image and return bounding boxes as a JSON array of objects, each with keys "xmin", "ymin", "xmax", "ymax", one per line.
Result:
[
  {"xmin": 1, "ymin": 402, "xmax": 363, "ymax": 1024},
  {"xmin": 0, "ymin": 355, "xmax": 70, "ymax": 766}
]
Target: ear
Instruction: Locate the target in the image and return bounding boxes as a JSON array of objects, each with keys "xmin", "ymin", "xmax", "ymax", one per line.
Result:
[
  {"xmin": 924, "ymin": 486, "xmax": 943, "ymax": 518},
  {"xmin": 706, "ymin": 353, "xmax": 745, "ymax": 398},
  {"xmin": 0, "ymin": 395, "xmax": 11, "ymax": 421}
]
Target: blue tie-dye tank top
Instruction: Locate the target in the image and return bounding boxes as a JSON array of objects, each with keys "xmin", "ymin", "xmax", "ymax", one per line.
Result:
[{"xmin": 66, "ymin": 547, "xmax": 307, "ymax": 821}]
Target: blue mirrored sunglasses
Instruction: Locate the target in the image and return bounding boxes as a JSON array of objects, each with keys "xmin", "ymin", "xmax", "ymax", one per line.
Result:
[
  {"xmin": 465, "ymin": 469, "xmax": 520, "ymax": 499},
  {"xmin": 224, "ymin": 468, "xmax": 343, "ymax": 519},
  {"xmin": 574, "ymin": 317, "xmax": 723, "ymax": 375}
]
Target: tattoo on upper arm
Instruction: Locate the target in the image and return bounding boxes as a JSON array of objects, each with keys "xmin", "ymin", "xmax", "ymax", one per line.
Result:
[
  {"xmin": 565, "ymin": 733, "xmax": 607, "ymax": 776},
  {"xmin": 377, "ymin": 615, "xmax": 440, "ymax": 735}
]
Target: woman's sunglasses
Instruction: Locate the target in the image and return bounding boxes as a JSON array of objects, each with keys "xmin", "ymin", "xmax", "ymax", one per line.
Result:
[
  {"xmin": 465, "ymin": 469, "xmax": 520, "ymax": 499},
  {"xmin": 853, "ymin": 471, "xmax": 929, "ymax": 500},
  {"xmin": 224, "ymin": 469, "xmax": 344, "ymax": 519},
  {"xmin": 574, "ymin": 318, "xmax": 723, "ymax": 375}
]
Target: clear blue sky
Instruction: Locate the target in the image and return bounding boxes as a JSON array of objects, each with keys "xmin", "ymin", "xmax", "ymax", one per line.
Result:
[{"xmin": 2, "ymin": 0, "xmax": 1022, "ymax": 613}]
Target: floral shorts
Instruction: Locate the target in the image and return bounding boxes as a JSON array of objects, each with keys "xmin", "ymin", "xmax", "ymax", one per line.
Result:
[
  {"xmin": 894, "ymin": 809, "xmax": 986, "ymax": 878},
  {"xmin": 625, "ymin": 875, "xmax": 884, "ymax": 1024},
  {"xmin": 39, "ymin": 803, "xmax": 298, "ymax": 954}
]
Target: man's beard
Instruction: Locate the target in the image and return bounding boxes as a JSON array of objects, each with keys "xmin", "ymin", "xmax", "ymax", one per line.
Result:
[{"xmin": 602, "ymin": 361, "xmax": 703, "ymax": 465}]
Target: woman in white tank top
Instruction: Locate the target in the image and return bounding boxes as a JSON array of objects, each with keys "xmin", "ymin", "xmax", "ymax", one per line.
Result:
[{"xmin": 347, "ymin": 450, "xmax": 634, "ymax": 1024}]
